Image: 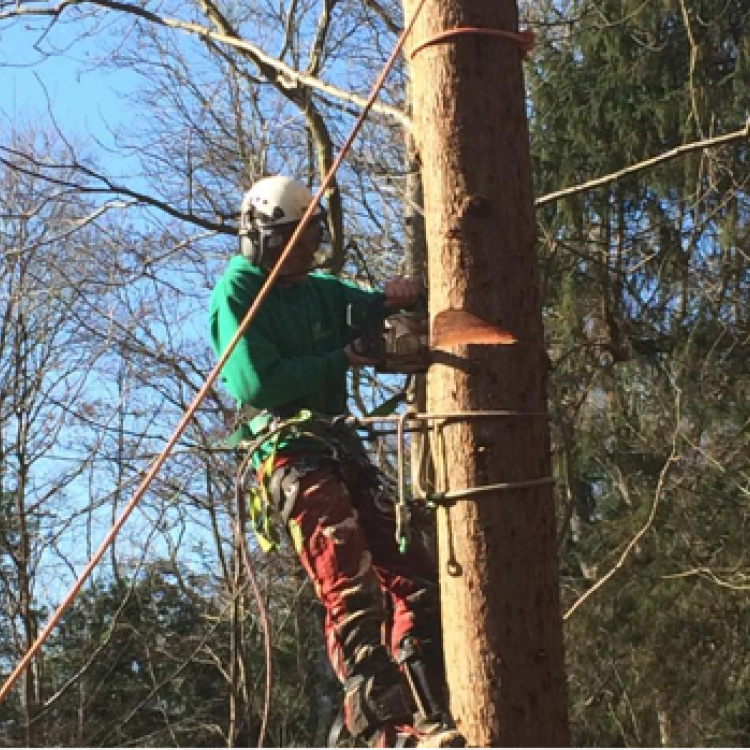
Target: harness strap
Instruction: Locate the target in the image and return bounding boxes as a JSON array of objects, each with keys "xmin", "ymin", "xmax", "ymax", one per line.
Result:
[
  {"xmin": 326, "ymin": 705, "xmax": 347, "ymax": 748},
  {"xmin": 243, "ymin": 409, "xmax": 328, "ymax": 551},
  {"xmin": 237, "ymin": 409, "xmax": 357, "ymax": 551}
]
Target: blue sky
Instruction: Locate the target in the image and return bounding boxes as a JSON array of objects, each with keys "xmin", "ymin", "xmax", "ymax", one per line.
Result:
[
  {"xmin": 0, "ymin": 17, "xmax": 205, "ymax": 593},
  {"xmin": 1, "ymin": 18, "xmax": 137, "ymax": 149}
]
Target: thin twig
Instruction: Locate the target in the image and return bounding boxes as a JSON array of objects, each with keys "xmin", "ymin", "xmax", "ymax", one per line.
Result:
[
  {"xmin": 662, "ymin": 567, "xmax": 750, "ymax": 591},
  {"xmin": 564, "ymin": 391, "xmax": 683, "ymax": 620}
]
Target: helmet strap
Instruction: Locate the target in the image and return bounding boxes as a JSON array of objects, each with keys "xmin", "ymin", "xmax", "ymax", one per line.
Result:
[{"xmin": 239, "ymin": 214, "xmax": 328, "ymax": 273}]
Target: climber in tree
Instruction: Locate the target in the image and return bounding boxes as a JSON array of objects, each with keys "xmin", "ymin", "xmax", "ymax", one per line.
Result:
[{"xmin": 209, "ymin": 175, "xmax": 464, "ymax": 748}]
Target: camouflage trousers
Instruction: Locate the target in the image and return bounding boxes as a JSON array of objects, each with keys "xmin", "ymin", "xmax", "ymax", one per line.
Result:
[{"xmin": 267, "ymin": 452, "xmax": 445, "ymax": 739}]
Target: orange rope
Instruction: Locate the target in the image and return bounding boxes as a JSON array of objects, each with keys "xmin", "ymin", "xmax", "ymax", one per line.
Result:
[
  {"xmin": 0, "ymin": 0, "xmax": 428, "ymax": 711},
  {"xmin": 410, "ymin": 27, "xmax": 535, "ymax": 60}
]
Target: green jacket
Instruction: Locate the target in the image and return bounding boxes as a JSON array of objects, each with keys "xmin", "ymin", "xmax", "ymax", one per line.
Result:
[{"xmin": 209, "ymin": 255, "xmax": 381, "ymax": 457}]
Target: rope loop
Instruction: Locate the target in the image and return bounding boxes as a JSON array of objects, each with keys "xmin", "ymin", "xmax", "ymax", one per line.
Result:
[{"xmin": 410, "ymin": 27, "xmax": 535, "ymax": 60}]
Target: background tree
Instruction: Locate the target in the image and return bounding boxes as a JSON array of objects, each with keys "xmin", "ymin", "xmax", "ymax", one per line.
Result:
[
  {"xmin": 0, "ymin": 131, "xmax": 117, "ymax": 744},
  {"xmin": 529, "ymin": 0, "xmax": 750, "ymax": 744}
]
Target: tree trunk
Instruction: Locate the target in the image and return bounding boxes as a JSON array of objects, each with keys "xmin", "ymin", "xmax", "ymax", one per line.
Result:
[
  {"xmin": 13, "ymin": 248, "xmax": 38, "ymax": 746},
  {"xmin": 402, "ymin": 0, "xmax": 570, "ymax": 744},
  {"xmin": 16, "ymin": 465, "xmax": 37, "ymax": 748}
]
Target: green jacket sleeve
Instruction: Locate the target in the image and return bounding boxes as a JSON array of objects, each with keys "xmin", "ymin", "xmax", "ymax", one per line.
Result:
[{"xmin": 337, "ymin": 276, "xmax": 385, "ymax": 307}]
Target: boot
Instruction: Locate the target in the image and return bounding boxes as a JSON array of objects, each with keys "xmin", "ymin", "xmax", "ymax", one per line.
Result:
[
  {"xmin": 398, "ymin": 636, "xmax": 453, "ymax": 734},
  {"xmin": 343, "ymin": 646, "xmax": 413, "ymax": 743},
  {"xmin": 416, "ymin": 726, "xmax": 466, "ymax": 750},
  {"xmin": 365, "ymin": 719, "xmax": 465, "ymax": 749}
]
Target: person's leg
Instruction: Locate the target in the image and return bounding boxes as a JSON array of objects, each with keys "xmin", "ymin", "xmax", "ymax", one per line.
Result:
[
  {"xmin": 342, "ymin": 462, "xmax": 463, "ymax": 746},
  {"xmin": 272, "ymin": 456, "xmax": 412, "ymax": 742}
]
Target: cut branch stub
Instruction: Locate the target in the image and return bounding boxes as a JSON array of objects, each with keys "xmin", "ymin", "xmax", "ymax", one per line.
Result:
[{"xmin": 430, "ymin": 309, "xmax": 517, "ymax": 349}]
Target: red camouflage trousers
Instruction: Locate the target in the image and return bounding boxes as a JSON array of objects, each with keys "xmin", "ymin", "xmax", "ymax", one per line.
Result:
[{"xmin": 269, "ymin": 453, "xmax": 444, "ymax": 737}]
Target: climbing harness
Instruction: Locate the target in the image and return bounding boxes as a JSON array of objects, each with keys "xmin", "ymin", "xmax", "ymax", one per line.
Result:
[
  {"xmin": 236, "ymin": 410, "xmax": 310, "ymax": 551},
  {"xmin": 233, "ymin": 408, "xmax": 383, "ymax": 551},
  {"xmin": 235, "ymin": 407, "xmax": 555, "ymax": 558}
]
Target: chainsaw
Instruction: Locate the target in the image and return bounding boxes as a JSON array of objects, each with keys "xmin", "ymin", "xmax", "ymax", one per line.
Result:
[{"xmin": 346, "ymin": 296, "xmax": 516, "ymax": 374}]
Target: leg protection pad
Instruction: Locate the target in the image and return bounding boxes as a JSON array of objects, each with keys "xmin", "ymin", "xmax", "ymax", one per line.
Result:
[
  {"xmin": 268, "ymin": 455, "xmax": 334, "ymax": 523},
  {"xmin": 396, "ymin": 637, "xmax": 448, "ymax": 725},
  {"xmin": 343, "ymin": 646, "xmax": 412, "ymax": 739}
]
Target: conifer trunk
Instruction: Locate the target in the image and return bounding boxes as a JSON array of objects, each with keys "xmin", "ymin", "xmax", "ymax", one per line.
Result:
[{"xmin": 402, "ymin": 0, "xmax": 570, "ymax": 744}]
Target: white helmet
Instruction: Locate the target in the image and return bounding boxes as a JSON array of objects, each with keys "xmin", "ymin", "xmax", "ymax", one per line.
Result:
[{"xmin": 239, "ymin": 175, "xmax": 327, "ymax": 267}]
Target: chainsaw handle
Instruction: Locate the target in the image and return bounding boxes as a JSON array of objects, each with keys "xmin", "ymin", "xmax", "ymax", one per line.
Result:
[
  {"xmin": 345, "ymin": 297, "xmax": 387, "ymax": 361},
  {"xmin": 383, "ymin": 280, "xmax": 425, "ymax": 311},
  {"xmin": 345, "ymin": 340, "xmax": 382, "ymax": 366}
]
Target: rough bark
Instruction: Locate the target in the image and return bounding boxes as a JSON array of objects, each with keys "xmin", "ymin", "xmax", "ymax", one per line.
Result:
[{"xmin": 402, "ymin": 0, "xmax": 570, "ymax": 744}]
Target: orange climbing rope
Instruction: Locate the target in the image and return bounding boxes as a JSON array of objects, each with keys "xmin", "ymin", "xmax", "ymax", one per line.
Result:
[
  {"xmin": 0, "ymin": 0, "xmax": 429, "ymax": 718},
  {"xmin": 410, "ymin": 27, "xmax": 535, "ymax": 60}
]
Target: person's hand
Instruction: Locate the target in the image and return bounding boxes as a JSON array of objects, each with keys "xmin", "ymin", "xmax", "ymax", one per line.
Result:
[
  {"xmin": 384, "ymin": 277, "xmax": 422, "ymax": 310},
  {"xmin": 344, "ymin": 341, "xmax": 381, "ymax": 367}
]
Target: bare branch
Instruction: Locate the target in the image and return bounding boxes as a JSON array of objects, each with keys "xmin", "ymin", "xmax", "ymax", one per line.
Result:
[
  {"xmin": 0, "ymin": 0, "xmax": 409, "ymax": 126},
  {"xmin": 536, "ymin": 118, "xmax": 750, "ymax": 207},
  {"xmin": 0, "ymin": 148, "xmax": 233, "ymax": 233},
  {"xmin": 306, "ymin": 0, "xmax": 335, "ymax": 77},
  {"xmin": 662, "ymin": 567, "xmax": 750, "ymax": 591},
  {"xmin": 564, "ymin": 391, "xmax": 684, "ymax": 621},
  {"xmin": 363, "ymin": 0, "xmax": 401, "ymax": 35}
]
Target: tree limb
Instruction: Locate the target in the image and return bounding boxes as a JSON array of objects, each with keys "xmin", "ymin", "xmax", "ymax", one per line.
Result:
[
  {"xmin": 536, "ymin": 118, "xmax": 750, "ymax": 207},
  {"xmin": 0, "ymin": 0, "xmax": 409, "ymax": 127},
  {"xmin": 0, "ymin": 148, "xmax": 233, "ymax": 234},
  {"xmin": 564, "ymin": 391, "xmax": 683, "ymax": 621}
]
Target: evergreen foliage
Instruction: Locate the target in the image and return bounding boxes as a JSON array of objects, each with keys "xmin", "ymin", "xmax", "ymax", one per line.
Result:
[{"xmin": 530, "ymin": 0, "xmax": 750, "ymax": 744}]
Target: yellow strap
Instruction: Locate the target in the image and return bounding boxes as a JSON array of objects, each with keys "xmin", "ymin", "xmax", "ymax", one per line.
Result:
[{"xmin": 246, "ymin": 410, "xmax": 316, "ymax": 553}]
